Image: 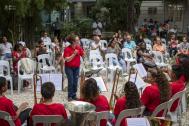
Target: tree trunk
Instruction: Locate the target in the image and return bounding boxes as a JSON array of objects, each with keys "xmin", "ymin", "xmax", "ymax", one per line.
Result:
[{"xmin": 127, "ymin": 0, "xmax": 135, "ymax": 33}]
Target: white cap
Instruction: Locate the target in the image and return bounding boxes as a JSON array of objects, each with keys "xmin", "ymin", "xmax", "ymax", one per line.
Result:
[{"xmin": 18, "ymin": 41, "xmax": 26, "ymax": 47}]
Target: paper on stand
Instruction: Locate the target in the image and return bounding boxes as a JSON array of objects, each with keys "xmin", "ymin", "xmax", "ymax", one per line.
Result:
[
  {"xmin": 50, "ymin": 74, "xmax": 62, "ymax": 91},
  {"xmin": 92, "ymin": 77, "xmax": 107, "ymax": 92},
  {"xmin": 127, "ymin": 118, "xmax": 150, "ymax": 126},
  {"xmin": 129, "ymin": 74, "xmax": 146, "ymax": 89},
  {"xmin": 134, "ymin": 63, "xmax": 147, "ymax": 78},
  {"xmin": 37, "ymin": 74, "xmax": 62, "ymax": 92}
]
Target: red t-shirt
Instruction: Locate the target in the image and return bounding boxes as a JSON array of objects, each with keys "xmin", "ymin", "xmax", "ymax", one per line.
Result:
[
  {"xmin": 114, "ymin": 96, "xmax": 127, "ymax": 126},
  {"xmin": 0, "ymin": 96, "xmax": 21, "ymax": 126},
  {"xmin": 30, "ymin": 103, "xmax": 68, "ymax": 126},
  {"xmin": 12, "ymin": 50, "xmax": 27, "ymax": 73},
  {"xmin": 170, "ymin": 75, "xmax": 186, "ymax": 111},
  {"xmin": 80, "ymin": 95, "xmax": 110, "ymax": 126},
  {"xmin": 63, "ymin": 45, "xmax": 84, "ymax": 67},
  {"xmin": 141, "ymin": 84, "xmax": 162, "ymax": 114}
]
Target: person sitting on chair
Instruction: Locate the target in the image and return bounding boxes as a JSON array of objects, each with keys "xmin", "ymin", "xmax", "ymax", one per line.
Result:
[
  {"xmin": 30, "ymin": 82, "xmax": 68, "ymax": 126},
  {"xmin": 0, "ymin": 76, "xmax": 31, "ymax": 126},
  {"xmin": 141, "ymin": 68, "xmax": 171, "ymax": 116},
  {"xmin": 113, "ymin": 81, "xmax": 141, "ymax": 126},
  {"xmin": 80, "ymin": 78, "xmax": 110, "ymax": 126}
]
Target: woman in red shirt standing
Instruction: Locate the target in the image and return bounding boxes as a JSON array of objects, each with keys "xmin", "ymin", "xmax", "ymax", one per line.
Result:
[
  {"xmin": 80, "ymin": 78, "xmax": 110, "ymax": 126},
  {"xmin": 63, "ymin": 34, "xmax": 84, "ymax": 101},
  {"xmin": 141, "ymin": 68, "xmax": 171, "ymax": 116},
  {"xmin": 113, "ymin": 81, "xmax": 141, "ymax": 126},
  {"xmin": 0, "ymin": 77, "xmax": 31, "ymax": 126}
]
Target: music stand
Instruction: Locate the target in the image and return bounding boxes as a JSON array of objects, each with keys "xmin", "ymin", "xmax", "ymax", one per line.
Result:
[{"xmin": 84, "ymin": 68, "xmax": 103, "ymax": 78}]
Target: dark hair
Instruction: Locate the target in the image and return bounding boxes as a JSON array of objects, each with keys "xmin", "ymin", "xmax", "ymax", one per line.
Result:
[
  {"xmin": 124, "ymin": 81, "xmax": 141, "ymax": 109},
  {"xmin": 66, "ymin": 34, "xmax": 78, "ymax": 44},
  {"xmin": 172, "ymin": 65, "xmax": 183, "ymax": 79},
  {"xmin": 38, "ymin": 39, "xmax": 44, "ymax": 45},
  {"xmin": 81, "ymin": 78, "xmax": 99, "ymax": 102},
  {"xmin": 151, "ymin": 69, "xmax": 171, "ymax": 103},
  {"xmin": 0, "ymin": 77, "xmax": 7, "ymax": 93},
  {"xmin": 41, "ymin": 82, "xmax": 55, "ymax": 99},
  {"xmin": 176, "ymin": 54, "xmax": 189, "ymax": 81},
  {"xmin": 13, "ymin": 43, "xmax": 22, "ymax": 51}
]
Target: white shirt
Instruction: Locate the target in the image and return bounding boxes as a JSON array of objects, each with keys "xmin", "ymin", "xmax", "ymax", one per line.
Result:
[
  {"xmin": 41, "ymin": 37, "xmax": 52, "ymax": 45},
  {"xmin": 91, "ymin": 41, "xmax": 101, "ymax": 52},
  {"xmin": 0, "ymin": 42, "xmax": 12, "ymax": 54}
]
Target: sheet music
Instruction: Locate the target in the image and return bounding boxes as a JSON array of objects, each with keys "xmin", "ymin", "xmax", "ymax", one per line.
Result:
[
  {"xmin": 127, "ymin": 118, "xmax": 150, "ymax": 126},
  {"xmin": 129, "ymin": 74, "xmax": 146, "ymax": 89},
  {"xmin": 134, "ymin": 63, "xmax": 147, "ymax": 78},
  {"xmin": 37, "ymin": 74, "xmax": 50, "ymax": 92},
  {"xmin": 36, "ymin": 74, "xmax": 62, "ymax": 92},
  {"xmin": 49, "ymin": 74, "xmax": 62, "ymax": 91},
  {"xmin": 92, "ymin": 77, "xmax": 107, "ymax": 92}
]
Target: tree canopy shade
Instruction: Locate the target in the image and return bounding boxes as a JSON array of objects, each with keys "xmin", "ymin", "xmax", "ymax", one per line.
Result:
[
  {"xmin": 91, "ymin": 0, "xmax": 142, "ymax": 33},
  {"xmin": 0, "ymin": 0, "xmax": 67, "ymax": 44}
]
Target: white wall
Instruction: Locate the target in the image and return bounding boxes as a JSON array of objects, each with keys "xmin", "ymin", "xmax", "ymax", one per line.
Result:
[{"xmin": 138, "ymin": 1, "xmax": 164, "ymax": 26}]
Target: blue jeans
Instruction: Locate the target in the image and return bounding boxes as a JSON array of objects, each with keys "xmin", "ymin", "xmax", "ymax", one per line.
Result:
[{"xmin": 65, "ymin": 66, "xmax": 80, "ymax": 99}]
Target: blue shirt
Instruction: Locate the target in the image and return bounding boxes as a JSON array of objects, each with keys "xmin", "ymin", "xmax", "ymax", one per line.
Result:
[{"xmin": 123, "ymin": 41, "xmax": 136, "ymax": 50}]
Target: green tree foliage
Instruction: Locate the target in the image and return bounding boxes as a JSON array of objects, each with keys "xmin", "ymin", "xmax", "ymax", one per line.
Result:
[
  {"xmin": 0, "ymin": 0, "xmax": 67, "ymax": 44},
  {"xmin": 91, "ymin": 0, "xmax": 143, "ymax": 33}
]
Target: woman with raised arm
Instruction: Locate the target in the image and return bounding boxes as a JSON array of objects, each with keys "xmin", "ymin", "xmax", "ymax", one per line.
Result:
[{"xmin": 63, "ymin": 34, "xmax": 84, "ymax": 101}]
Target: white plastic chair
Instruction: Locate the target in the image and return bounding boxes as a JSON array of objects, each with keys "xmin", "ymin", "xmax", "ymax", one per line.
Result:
[
  {"xmin": 0, "ymin": 60, "xmax": 13, "ymax": 95},
  {"xmin": 152, "ymin": 51, "xmax": 168, "ymax": 67},
  {"xmin": 151, "ymin": 101, "xmax": 168, "ymax": 117},
  {"xmin": 0, "ymin": 110, "xmax": 15, "ymax": 126},
  {"xmin": 96, "ymin": 111, "xmax": 112, "ymax": 126},
  {"xmin": 17, "ymin": 58, "xmax": 34, "ymax": 94},
  {"xmin": 100, "ymin": 40, "xmax": 108, "ymax": 51},
  {"xmin": 37, "ymin": 54, "xmax": 56, "ymax": 73},
  {"xmin": 115, "ymin": 106, "xmax": 145, "ymax": 126},
  {"xmin": 90, "ymin": 54, "xmax": 104, "ymax": 70},
  {"xmin": 167, "ymin": 89, "xmax": 186, "ymax": 122},
  {"xmin": 121, "ymin": 48, "xmax": 136, "ymax": 73},
  {"xmin": 146, "ymin": 43, "xmax": 153, "ymax": 53},
  {"xmin": 32, "ymin": 115, "xmax": 64, "ymax": 126},
  {"xmin": 80, "ymin": 38, "xmax": 91, "ymax": 50},
  {"xmin": 105, "ymin": 53, "xmax": 122, "ymax": 84}
]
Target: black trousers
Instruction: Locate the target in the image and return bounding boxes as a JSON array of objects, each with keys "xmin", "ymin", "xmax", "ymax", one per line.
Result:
[{"xmin": 19, "ymin": 108, "xmax": 32, "ymax": 124}]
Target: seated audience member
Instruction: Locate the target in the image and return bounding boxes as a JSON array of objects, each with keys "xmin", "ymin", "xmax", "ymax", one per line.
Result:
[
  {"xmin": 30, "ymin": 82, "xmax": 68, "ymax": 126},
  {"xmin": 107, "ymin": 38, "xmax": 126, "ymax": 72},
  {"xmin": 80, "ymin": 78, "xmax": 110, "ymax": 126},
  {"xmin": 34, "ymin": 40, "xmax": 47, "ymax": 57},
  {"xmin": 114, "ymin": 81, "xmax": 141, "ymax": 126},
  {"xmin": 153, "ymin": 37, "xmax": 166, "ymax": 54},
  {"xmin": 178, "ymin": 36, "xmax": 189, "ymax": 55},
  {"xmin": 0, "ymin": 77, "xmax": 31, "ymax": 126},
  {"xmin": 123, "ymin": 34, "xmax": 136, "ymax": 50},
  {"xmin": 137, "ymin": 42, "xmax": 156, "ymax": 69},
  {"xmin": 169, "ymin": 64, "xmax": 187, "ymax": 111},
  {"xmin": 169, "ymin": 34, "xmax": 178, "ymax": 57},
  {"xmin": 0, "ymin": 36, "xmax": 13, "ymax": 60},
  {"xmin": 19, "ymin": 41, "xmax": 32, "ymax": 58},
  {"xmin": 12, "ymin": 43, "xmax": 27, "ymax": 74},
  {"xmin": 141, "ymin": 68, "xmax": 171, "ymax": 116},
  {"xmin": 135, "ymin": 34, "xmax": 145, "ymax": 45}
]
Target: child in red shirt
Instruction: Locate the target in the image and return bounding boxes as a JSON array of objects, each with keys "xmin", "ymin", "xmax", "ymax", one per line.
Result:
[
  {"xmin": 0, "ymin": 77, "xmax": 30, "ymax": 126},
  {"xmin": 113, "ymin": 81, "xmax": 141, "ymax": 126},
  {"xmin": 80, "ymin": 78, "xmax": 110, "ymax": 126},
  {"xmin": 30, "ymin": 82, "xmax": 68, "ymax": 126},
  {"xmin": 141, "ymin": 68, "xmax": 171, "ymax": 116}
]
